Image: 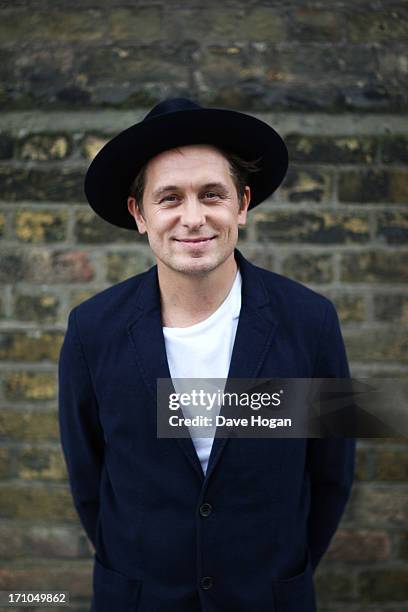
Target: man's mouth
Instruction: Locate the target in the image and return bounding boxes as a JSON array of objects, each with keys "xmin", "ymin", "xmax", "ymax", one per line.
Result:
[{"xmin": 174, "ymin": 236, "xmax": 217, "ymax": 243}]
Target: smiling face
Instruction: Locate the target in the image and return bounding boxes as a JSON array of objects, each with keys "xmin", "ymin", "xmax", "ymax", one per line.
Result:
[{"xmin": 127, "ymin": 144, "xmax": 250, "ymax": 278}]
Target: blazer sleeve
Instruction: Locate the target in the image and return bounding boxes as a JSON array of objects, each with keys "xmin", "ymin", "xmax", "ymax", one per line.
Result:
[
  {"xmin": 306, "ymin": 299, "xmax": 356, "ymax": 573},
  {"xmin": 58, "ymin": 306, "xmax": 105, "ymax": 549}
]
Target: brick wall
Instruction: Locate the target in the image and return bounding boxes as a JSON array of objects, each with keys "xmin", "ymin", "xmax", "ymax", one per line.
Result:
[{"xmin": 0, "ymin": 2, "xmax": 407, "ymax": 610}]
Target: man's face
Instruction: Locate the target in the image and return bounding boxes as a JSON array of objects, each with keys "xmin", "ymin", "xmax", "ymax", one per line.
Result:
[{"xmin": 127, "ymin": 144, "xmax": 250, "ymax": 277}]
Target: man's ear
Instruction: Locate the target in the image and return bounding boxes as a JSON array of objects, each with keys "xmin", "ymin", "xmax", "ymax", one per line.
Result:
[
  {"xmin": 238, "ymin": 186, "xmax": 251, "ymax": 226},
  {"xmin": 127, "ymin": 197, "xmax": 147, "ymax": 234}
]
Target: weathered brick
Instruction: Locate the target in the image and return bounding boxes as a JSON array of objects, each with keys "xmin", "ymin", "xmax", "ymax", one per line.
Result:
[
  {"xmin": 205, "ymin": 44, "xmax": 378, "ymax": 114},
  {"xmin": 279, "ymin": 168, "xmax": 331, "ymax": 203},
  {"xmin": 168, "ymin": 8, "xmax": 285, "ymax": 43},
  {"xmin": 376, "ymin": 211, "xmax": 408, "ymax": 245},
  {"xmin": 107, "ymin": 8, "xmax": 162, "ymax": 42},
  {"xmin": 285, "ymin": 134, "xmax": 377, "ymax": 164},
  {"xmin": 340, "ymin": 251, "xmax": 408, "ymax": 283},
  {"xmin": 0, "ymin": 133, "xmax": 14, "ymax": 159},
  {"xmin": 26, "ymin": 525, "xmax": 82, "ymax": 558},
  {"xmin": 0, "ymin": 523, "xmax": 23, "ymax": 558},
  {"xmin": 78, "ymin": 46, "xmax": 188, "ymax": 104},
  {"xmin": 2, "ymin": 41, "xmax": 402, "ymax": 112},
  {"xmin": 56, "ymin": 86, "xmax": 92, "ymax": 109},
  {"xmin": 29, "ymin": 250, "xmax": 95, "ymax": 284},
  {"xmin": 357, "ymin": 567, "xmax": 408, "ymax": 602},
  {"xmin": 325, "ymin": 529, "xmax": 390, "ymax": 562},
  {"xmin": 373, "ymin": 449, "xmax": 408, "ymax": 481},
  {"xmin": 16, "ymin": 446, "xmax": 66, "ymax": 481},
  {"xmin": 355, "ymin": 447, "xmax": 370, "ymax": 481},
  {"xmin": 80, "ymin": 135, "xmax": 109, "ymax": 162},
  {"xmin": 167, "ymin": 9, "xmax": 244, "ymax": 43},
  {"xmin": 338, "ymin": 169, "xmax": 408, "ymax": 204},
  {"xmin": 374, "ymin": 294, "xmax": 408, "ymax": 323},
  {"xmin": 2, "ymin": 372, "xmax": 57, "ymax": 402},
  {"xmin": 0, "ymin": 331, "xmax": 63, "ymax": 362},
  {"xmin": 204, "ymin": 84, "xmax": 271, "ymax": 113},
  {"xmin": 344, "ymin": 486, "xmax": 408, "ymax": 526},
  {"xmin": 0, "ymin": 524, "xmax": 81, "ymax": 558},
  {"xmin": 0, "ymin": 484, "xmax": 75, "ymax": 521},
  {"xmin": 14, "ymin": 292, "xmax": 60, "ymax": 323},
  {"xmin": 0, "ymin": 213, "xmax": 5, "ymax": 238},
  {"xmin": 241, "ymin": 7, "xmax": 286, "ymax": 41},
  {"xmin": 397, "ymin": 531, "xmax": 408, "ymax": 561},
  {"xmin": 314, "ymin": 571, "xmax": 354, "ymax": 602},
  {"xmin": 0, "ymin": 248, "xmax": 95, "ymax": 283},
  {"xmin": 377, "ymin": 46, "xmax": 408, "ymax": 94},
  {"xmin": 288, "ymin": 8, "xmax": 342, "ymax": 43},
  {"xmin": 237, "ymin": 226, "xmax": 248, "ymax": 242},
  {"xmin": 234, "ymin": 247, "xmax": 275, "ymax": 272},
  {"xmin": 340, "ymin": 83, "xmax": 405, "ymax": 113},
  {"xmin": 347, "ymin": 10, "xmax": 408, "ymax": 43},
  {"xmin": 381, "ymin": 135, "xmax": 408, "ymax": 164},
  {"xmin": 357, "ymin": 437, "xmax": 408, "ymax": 445},
  {"xmin": 51, "ymin": 250, "xmax": 95, "ymax": 283},
  {"xmin": 344, "ymin": 327, "xmax": 408, "ymax": 363},
  {"xmin": 74, "ymin": 210, "xmax": 144, "ymax": 244},
  {"xmin": 282, "ymin": 253, "xmax": 333, "ymax": 283},
  {"xmin": 0, "ymin": 249, "xmax": 26, "ymax": 282},
  {"xmin": 263, "ymin": 44, "xmax": 378, "ymax": 82},
  {"xmin": 0, "ymin": 9, "xmax": 106, "ymax": 44},
  {"xmin": 0, "ymin": 447, "xmax": 13, "ymax": 478},
  {"xmin": 14, "ymin": 210, "xmax": 68, "ymax": 243},
  {"xmin": 18, "ymin": 134, "xmax": 71, "ymax": 161},
  {"xmin": 194, "ymin": 46, "xmax": 244, "ymax": 88},
  {"xmin": 0, "ymin": 409, "xmax": 59, "ymax": 441},
  {"xmin": 106, "ymin": 251, "xmax": 156, "ymax": 283},
  {"xmin": 0, "ymin": 45, "xmax": 93, "ymax": 110},
  {"xmin": 255, "ymin": 210, "xmax": 370, "ymax": 244},
  {"xmin": 330, "ymin": 293, "xmax": 366, "ymax": 323},
  {"xmin": 0, "ymin": 167, "xmax": 85, "ymax": 202},
  {"xmin": 0, "ymin": 560, "xmax": 92, "ymax": 595}
]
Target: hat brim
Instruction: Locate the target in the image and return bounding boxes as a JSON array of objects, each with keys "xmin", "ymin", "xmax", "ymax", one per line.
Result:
[{"xmin": 84, "ymin": 107, "xmax": 288, "ymax": 230}]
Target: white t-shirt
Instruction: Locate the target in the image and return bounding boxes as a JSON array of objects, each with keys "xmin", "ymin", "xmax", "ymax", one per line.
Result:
[{"xmin": 162, "ymin": 268, "xmax": 242, "ymax": 474}]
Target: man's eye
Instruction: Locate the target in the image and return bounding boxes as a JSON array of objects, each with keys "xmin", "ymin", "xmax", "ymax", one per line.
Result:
[
  {"xmin": 161, "ymin": 195, "xmax": 178, "ymax": 203},
  {"xmin": 204, "ymin": 192, "xmax": 218, "ymax": 199}
]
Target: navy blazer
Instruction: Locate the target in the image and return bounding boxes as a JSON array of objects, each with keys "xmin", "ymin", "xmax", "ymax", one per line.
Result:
[{"xmin": 58, "ymin": 247, "xmax": 356, "ymax": 612}]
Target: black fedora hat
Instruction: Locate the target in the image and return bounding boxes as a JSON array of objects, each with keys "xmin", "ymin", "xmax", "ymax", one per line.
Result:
[{"xmin": 84, "ymin": 97, "xmax": 289, "ymax": 230}]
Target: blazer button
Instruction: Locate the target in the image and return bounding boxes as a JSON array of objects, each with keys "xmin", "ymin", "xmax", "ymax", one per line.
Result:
[
  {"xmin": 199, "ymin": 503, "xmax": 213, "ymax": 517},
  {"xmin": 200, "ymin": 576, "xmax": 213, "ymax": 590}
]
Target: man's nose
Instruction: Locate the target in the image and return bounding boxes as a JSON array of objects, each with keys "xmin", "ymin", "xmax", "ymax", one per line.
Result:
[{"xmin": 180, "ymin": 197, "xmax": 206, "ymax": 228}]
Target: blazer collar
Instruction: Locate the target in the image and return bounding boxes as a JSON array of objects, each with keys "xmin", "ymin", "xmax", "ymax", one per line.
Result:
[{"xmin": 127, "ymin": 248, "xmax": 279, "ymax": 482}]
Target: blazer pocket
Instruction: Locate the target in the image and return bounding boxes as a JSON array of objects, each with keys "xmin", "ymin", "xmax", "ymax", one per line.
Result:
[
  {"xmin": 92, "ymin": 554, "xmax": 142, "ymax": 612},
  {"xmin": 271, "ymin": 549, "xmax": 316, "ymax": 612}
]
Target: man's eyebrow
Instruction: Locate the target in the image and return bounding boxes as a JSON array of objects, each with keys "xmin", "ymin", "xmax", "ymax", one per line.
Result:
[
  {"xmin": 152, "ymin": 182, "xmax": 229, "ymax": 200},
  {"xmin": 152, "ymin": 185, "xmax": 179, "ymax": 199}
]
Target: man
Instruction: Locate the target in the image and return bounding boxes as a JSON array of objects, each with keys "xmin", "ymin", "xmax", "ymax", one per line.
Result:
[{"xmin": 58, "ymin": 98, "xmax": 356, "ymax": 612}]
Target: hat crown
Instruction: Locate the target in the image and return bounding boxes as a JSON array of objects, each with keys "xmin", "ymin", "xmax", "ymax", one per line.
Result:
[{"xmin": 144, "ymin": 97, "xmax": 201, "ymax": 121}]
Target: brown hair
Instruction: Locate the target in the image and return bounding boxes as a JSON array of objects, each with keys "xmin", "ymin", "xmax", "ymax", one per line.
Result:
[{"xmin": 128, "ymin": 145, "xmax": 262, "ymax": 216}]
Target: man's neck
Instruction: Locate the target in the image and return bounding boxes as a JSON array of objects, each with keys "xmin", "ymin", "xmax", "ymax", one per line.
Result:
[{"xmin": 158, "ymin": 254, "xmax": 238, "ymax": 328}]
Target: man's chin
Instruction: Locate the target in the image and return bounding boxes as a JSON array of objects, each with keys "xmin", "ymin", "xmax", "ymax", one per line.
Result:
[
  {"xmin": 178, "ymin": 263, "xmax": 217, "ymax": 276},
  {"xmin": 171, "ymin": 255, "xmax": 220, "ymax": 276}
]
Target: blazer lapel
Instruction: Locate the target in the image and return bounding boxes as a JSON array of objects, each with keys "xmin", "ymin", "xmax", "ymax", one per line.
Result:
[
  {"xmin": 127, "ymin": 248, "xmax": 279, "ymax": 483},
  {"xmin": 127, "ymin": 264, "xmax": 205, "ymax": 481},
  {"xmin": 205, "ymin": 248, "xmax": 279, "ymax": 479}
]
